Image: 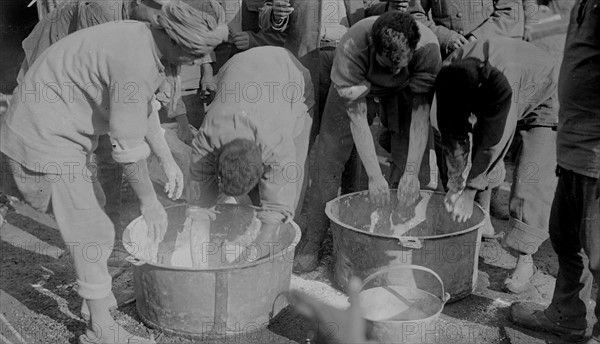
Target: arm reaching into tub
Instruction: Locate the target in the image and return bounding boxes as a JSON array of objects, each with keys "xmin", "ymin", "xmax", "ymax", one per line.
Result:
[{"xmin": 184, "ymin": 206, "xmax": 220, "ymax": 268}]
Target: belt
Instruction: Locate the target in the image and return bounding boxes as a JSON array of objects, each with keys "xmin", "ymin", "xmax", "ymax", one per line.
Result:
[{"xmin": 320, "ymin": 39, "xmax": 340, "ymax": 48}]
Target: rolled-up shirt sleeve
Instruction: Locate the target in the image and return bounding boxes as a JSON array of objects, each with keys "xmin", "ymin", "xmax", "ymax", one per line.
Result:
[
  {"xmin": 109, "ymin": 73, "xmax": 155, "ymax": 163},
  {"xmin": 331, "ymin": 33, "xmax": 371, "ymax": 101},
  {"xmin": 409, "ymin": 23, "xmax": 442, "ymax": 95}
]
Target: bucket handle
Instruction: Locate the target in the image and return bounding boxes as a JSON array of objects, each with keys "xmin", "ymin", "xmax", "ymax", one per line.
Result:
[
  {"xmin": 360, "ymin": 265, "xmax": 450, "ymax": 304},
  {"xmin": 397, "ymin": 237, "xmax": 422, "ymax": 249},
  {"xmin": 125, "ymin": 255, "xmax": 146, "ymax": 267}
]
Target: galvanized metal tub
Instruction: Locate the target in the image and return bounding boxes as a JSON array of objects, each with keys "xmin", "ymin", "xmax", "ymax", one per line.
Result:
[
  {"xmin": 360, "ymin": 265, "xmax": 450, "ymax": 343},
  {"xmin": 326, "ymin": 190, "xmax": 486, "ymax": 303},
  {"xmin": 122, "ymin": 204, "xmax": 300, "ymax": 339}
]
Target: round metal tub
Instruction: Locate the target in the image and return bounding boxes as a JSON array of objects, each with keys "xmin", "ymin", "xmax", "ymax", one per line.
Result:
[
  {"xmin": 326, "ymin": 190, "xmax": 486, "ymax": 303},
  {"xmin": 122, "ymin": 204, "xmax": 300, "ymax": 339}
]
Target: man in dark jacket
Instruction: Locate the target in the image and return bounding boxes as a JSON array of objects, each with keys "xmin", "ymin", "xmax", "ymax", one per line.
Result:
[{"xmin": 510, "ymin": 1, "xmax": 600, "ymax": 343}]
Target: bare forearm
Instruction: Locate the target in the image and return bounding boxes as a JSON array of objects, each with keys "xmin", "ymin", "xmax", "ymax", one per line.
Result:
[
  {"xmin": 200, "ymin": 63, "xmax": 213, "ymax": 79},
  {"xmin": 123, "ymin": 160, "xmax": 157, "ymax": 206},
  {"xmin": 348, "ymin": 98, "xmax": 383, "ymax": 181},
  {"xmin": 404, "ymin": 95, "xmax": 431, "ymax": 176},
  {"xmin": 146, "ymin": 111, "xmax": 175, "ymax": 165}
]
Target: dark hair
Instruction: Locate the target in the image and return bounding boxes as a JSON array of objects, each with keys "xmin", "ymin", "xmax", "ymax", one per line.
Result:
[
  {"xmin": 436, "ymin": 59, "xmax": 482, "ymax": 100},
  {"xmin": 217, "ymin": 139, "xmax": 264, "ymax": 196},
  {"xmin": 371, "ymin": 11, "xmax": 420, "ymax": 67},
  {"xmin": 435, "ymin": 59, "xmax": 483, "ymax": 140}
]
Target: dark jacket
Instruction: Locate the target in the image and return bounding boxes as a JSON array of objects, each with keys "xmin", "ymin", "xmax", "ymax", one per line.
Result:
[{"xmin": 410, "ymin": 0, "xmax": 538, "ymax": 55}]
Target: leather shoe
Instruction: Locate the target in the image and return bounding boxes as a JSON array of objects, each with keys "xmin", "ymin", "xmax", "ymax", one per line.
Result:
[{"xmin": 510, "ymin": 302, "xmax": 586, "ymax": 342}]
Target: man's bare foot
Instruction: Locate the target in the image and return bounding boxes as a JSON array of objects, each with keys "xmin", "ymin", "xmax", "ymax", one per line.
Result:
[
  {"xmin": 80, "ymin": 292, "xmax": 117, "ymax": 321},
  {"xmin": 504, "ymin": 254, "xmax": 537, "ymax": 294},
  {"xmin": 81, "ymin": 299, "xmax": 155, "ymax": 343},
  {"xmin": 480, "ymin": 216, "xmax": 504, "ymax": 240},
  {"xmin": 80, "ymin": 320, "xmax": 155, "ymax": 344}
]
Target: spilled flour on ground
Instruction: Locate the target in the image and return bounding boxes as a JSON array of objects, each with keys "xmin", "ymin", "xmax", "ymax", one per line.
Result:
[{"xmin": 290, "ymin": 275, "xmax": 350, "ymax": 310}]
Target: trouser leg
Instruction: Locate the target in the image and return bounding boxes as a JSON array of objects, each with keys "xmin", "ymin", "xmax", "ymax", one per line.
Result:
[
  {"xmin": 304, "ymin": 85, "xmax": 356, "ymax": 241},
  {"xmin": 504, "ymin": 126, "xmax": 557, "ymax": 255},
  {"xmin": 293, "ymin": 104, "xmax": 314, "ymax": 217},
  {"xmin": 545, "ymin": 168, "xmax": 600, "ymax": 332},
  {"xmin": 8, "ymin": 159, "xmax": 113, "ymax": 300},
  {"xmin": 309, "ymin": 47, "xmax": 335, "ymax": 149},
  {"xmin": 94, "ymin": 134, "xmax": 122, "ymax": 227}
]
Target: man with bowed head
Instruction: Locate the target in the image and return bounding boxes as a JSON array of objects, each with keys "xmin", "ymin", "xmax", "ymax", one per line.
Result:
[{"xmin": 187, "ymin": 45, "xmax": 314, "ymax": 263}]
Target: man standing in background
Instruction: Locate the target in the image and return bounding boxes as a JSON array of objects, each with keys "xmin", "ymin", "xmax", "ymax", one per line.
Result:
[
  {"xmin": 510, "ymin": 1, "xmax": 600, "ymax": 343},
  {"xmin": 411, "ymin": 0, "xmax": 540, "ymax": 58}
]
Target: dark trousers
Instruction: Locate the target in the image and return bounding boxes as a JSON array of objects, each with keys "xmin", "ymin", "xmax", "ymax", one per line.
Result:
[{"xmin": 544, "ymin": 167, "xmax": 600, "ymax": 339}]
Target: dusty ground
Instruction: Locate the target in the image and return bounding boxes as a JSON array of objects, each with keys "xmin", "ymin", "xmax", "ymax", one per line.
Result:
[
  {"xmin": 1, "ymin": 7, "xmax": 597, "ymax": 343},
  {"xmin": 1, "ymin": 154, "xmax": 598, "ymax": 344}
]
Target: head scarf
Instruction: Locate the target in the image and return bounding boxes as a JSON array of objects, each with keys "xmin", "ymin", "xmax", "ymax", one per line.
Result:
[
  {"xmin": 155, "ymin": 0, "xmax": 228, "ymax": 120},
  {"xmin": 156, "ymin": 0, "xmax": 228, "ymax": 58}
]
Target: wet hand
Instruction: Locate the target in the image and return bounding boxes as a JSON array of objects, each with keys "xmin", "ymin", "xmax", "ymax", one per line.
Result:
[
  {"xmin": 444, "ymin": 190, "xmax": 460, "ymax": 213},
  {"xmin": 161, "ymin": 160, "xmax": 184, "ymax": 200},
  {"xmin": 397, "ymin": 173, "xmax": 420, "ymax": 208},
  {"xmin": 272, "ymin": 0, "xmax": 294, "ymax": 22},
  {"xmin": 446, "ymin": 189, "xmax": 475, "ymax": 223},
  {"xmin": 368, "ymin": 175, "xmax": 390, "ymax": 206},
  {"xmin": 141, "ymin": 198, "xmax": 168, "ymax": 242}
]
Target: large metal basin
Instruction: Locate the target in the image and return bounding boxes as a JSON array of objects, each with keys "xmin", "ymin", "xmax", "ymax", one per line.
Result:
[
  {"xmin": 122, "ymin": 204, "xmax": 300, "ymax": 339},
  {"xmin": 326, "ymin": 190, "xmax": 486, "ymax": 303}
]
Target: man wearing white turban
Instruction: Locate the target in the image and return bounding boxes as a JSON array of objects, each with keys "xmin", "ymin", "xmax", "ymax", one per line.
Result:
[{"xmin": 0, "ymin": 1, "xmax": 228, "ymax": 343}]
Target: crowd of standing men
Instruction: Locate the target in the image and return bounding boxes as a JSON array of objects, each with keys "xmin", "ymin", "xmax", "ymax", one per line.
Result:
[{"xmin": 0, "ymin": 0, "xmax": 597, "ymax": 343}]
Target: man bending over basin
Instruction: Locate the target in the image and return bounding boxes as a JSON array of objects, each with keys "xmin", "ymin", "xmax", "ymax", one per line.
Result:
[{"xmin": 187, "ymin": 46, "xmax": 314, "ymax": 263}]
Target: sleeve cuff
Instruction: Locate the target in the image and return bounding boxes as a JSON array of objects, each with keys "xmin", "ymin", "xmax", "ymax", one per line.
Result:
[
  {"xmin": 257, "ymin": 209, "xmax": 290, "ymax": 224},
  {"xmin": 271, "ymin": 17, "xmax": 288, "ymax": 31},
  {"xmin": 335, "ymin": 81, "xmax": 371, "ymax": 101},
  {"xmin": 409, "ymin": 73, "xmax": 437, "ymax": 94},
  {"xmin": 466, "ymin": 177, "xmax": 488, "ymax": 191},
  {"xmin": 111, "ymin": 141, "xmax": 151, "ymax": 163},
  {"xmin": 197, "ymin": 54, "xmax": 213, "ymax": 64}
]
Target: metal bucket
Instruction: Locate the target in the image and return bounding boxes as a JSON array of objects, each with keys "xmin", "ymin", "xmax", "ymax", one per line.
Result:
[
  {"xmin": 326, "ymin": 190, "xmax": 486, "ymax": 303},
  {"xmin": 360, "ymin": 265, "xmax": 450, "ymax": 344},
  {"xmin": 122, "ymin": 204, "xmax": 300, "ymax": 339}
]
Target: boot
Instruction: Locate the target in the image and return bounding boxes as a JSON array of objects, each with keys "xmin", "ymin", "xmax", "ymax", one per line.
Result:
[
  {"xmin": 510, "ymin": 302, "xmax": 586, "ymax": 342},
  {"xmin": 490, "ymin": 186, "xmax": 509, "ymax": 220},
  {"xmin": 293, "ymin": 214, "xmax": 327, "ymax": 274}
]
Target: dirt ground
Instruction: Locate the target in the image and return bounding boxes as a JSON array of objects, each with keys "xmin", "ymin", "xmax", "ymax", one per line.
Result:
[
  {"xmin": 1, "ymin": 7, "xmax": 598, "ymax": 343},
  {"xmin": 1, "ymin": 150, "xmax": 598, "ymax": 344}
]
